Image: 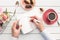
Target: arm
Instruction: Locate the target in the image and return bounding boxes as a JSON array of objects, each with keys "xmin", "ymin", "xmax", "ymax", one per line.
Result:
[
  {"xmin": 30, "ymin": 16, "xmax": 55, "ymax": 40},
  {"xmin": 40, "ymin": 29, "xmax": 55, "ymax": 40},
  {"xmin": 11, "ymin": 36, "xmax": 18, "ymax": 40}
]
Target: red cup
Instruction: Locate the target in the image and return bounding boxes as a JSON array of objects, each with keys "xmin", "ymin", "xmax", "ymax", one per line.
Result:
[{"xmin": 43, "ymin": 9, "xmax": 58, "ymax": 25}]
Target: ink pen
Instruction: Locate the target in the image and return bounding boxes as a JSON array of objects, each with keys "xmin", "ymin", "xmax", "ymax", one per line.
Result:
[{"xmin": 34, "ymin": 19, "xmax": 41, "ymax": 23}]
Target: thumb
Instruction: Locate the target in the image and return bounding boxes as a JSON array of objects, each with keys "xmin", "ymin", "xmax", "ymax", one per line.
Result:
[{"xmin": 18, "ymin": 25, "xmax": 22, "ymax": 31}]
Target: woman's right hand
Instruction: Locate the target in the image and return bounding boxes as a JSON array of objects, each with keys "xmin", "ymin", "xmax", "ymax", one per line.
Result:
[{"xmin": 30, "ymin": 16, "xmax": 45, "ymax": 32}]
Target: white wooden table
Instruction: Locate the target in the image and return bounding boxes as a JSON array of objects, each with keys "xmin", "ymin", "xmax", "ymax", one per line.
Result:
[{"xmin": 0, "ymin": 0, "xmax": 60, "ymax": 40}]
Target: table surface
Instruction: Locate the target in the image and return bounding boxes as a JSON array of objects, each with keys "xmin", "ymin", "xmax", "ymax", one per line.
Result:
[{"xmin": 0, "ymin": 0, "xmax": 60, "ymax": 40}]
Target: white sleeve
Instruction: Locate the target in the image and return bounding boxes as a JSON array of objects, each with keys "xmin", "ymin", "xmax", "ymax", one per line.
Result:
[
  {"xmin": 40, "ymin": 29, "xmax": 56, "ymax": 40},
  {"xmin": 10, "ymin": 36, "xmax": 19, "ymax": 40}
]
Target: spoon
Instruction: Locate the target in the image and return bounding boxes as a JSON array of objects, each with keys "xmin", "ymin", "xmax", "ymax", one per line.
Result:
[{"xmin": 57, "ymin": 21, "xmax": 60, "ymax": 26}]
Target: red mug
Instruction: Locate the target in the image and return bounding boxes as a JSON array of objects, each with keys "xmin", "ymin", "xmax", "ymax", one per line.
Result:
[{"xmin": 43, "ymin": 9, "xmax": 58, "ymax": 25}]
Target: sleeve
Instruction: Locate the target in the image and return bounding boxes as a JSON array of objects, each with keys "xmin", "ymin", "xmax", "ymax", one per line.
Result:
[
  {"xmin": 10, "ymin": 36, "xmax": 19, "ymax": 40},
  {"xmin": 40, "ymin": 29, "xmax": 56, "ymax": 40}
]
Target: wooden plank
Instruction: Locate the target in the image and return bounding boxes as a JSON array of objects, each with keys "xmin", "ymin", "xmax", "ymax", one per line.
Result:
[
  {"xmin": 36, "ymin": 0, "xmax": 60, "ymax": 6},
  {"xmin": 3, "ymin": 24, "xmax": 60, "ymax": 34},
  {"xmin": 0, "ymin": 0, "xmax": 60, "ymax": 7},
  {"xmin": 0, "ymin": 34, "xmax": 44, "ymax": 40},
  {"xmin": 0, "ymin": 33, "xmax": 60, "ymax": 40}
]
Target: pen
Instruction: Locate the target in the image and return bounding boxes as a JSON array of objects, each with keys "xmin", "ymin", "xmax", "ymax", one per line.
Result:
[{"xmin": 34, "ymin": 19, "xmax": 41, "ymax": 23}]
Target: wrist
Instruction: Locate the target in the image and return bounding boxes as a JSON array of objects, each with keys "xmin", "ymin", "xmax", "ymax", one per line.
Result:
[
  {"xmin": 39, "ymin": 28, "xmax": 45, "ymax": 32},
  {"xmin": 38, "ymin": 26, "xmax": 45, "ymax": 32},
  {"xmin": 12, "ymin": 33, "xmax": 19, "ymax": 38}
]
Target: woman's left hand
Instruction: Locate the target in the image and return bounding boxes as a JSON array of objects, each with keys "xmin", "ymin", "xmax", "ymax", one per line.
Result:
[{"xmin": 12, "ymin": 20, "xmax": 22, "ymax": 38}]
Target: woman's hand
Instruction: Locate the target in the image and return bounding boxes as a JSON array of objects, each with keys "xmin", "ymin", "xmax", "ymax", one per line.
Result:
[
  {"xmin": 30, "ymin": 16, "xmax": 45, "ymax": 32},
  {"xmin": 12, "ymin": 20, "xmax": 22, "ymax": 38}
]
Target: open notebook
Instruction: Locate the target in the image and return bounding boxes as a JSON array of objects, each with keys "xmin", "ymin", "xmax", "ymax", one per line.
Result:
[{"xmin": 20, "ymin": 15, "xmax": 34, "ymax": 34}]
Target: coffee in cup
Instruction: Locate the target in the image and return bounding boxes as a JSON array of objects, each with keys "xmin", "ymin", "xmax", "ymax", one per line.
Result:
[{"xmin": 48, "ymin": 12, "xmax": 56, "ymax": 22}]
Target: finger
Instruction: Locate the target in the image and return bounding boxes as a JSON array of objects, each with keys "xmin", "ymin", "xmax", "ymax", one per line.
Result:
[
  {"xmin": 30, "ymin": 16, "xmax": 37, "ymax": 19},
  {"xmin": 18, "ymin": 20, "xmax": 22, "ymax": 30},
  {"xmin": 30, "ymin": 16, "xmax": 40, "ymax": 21},
  {"xmin": 18, "ymin": 25, "xmax": 22, "ymax": 31},
  {"xmin": 32, "ymin": 16, "xmax": 42, "ymax": 22},
  {"xmin": 14, "ymin": 20, "xmax": 19, "ymax": 28},
  {"xmin": 16, "ymin": 20, "xmax": 22, "ymax": 30},
  {"xmin": 12, "ymin": 20, "xmax": 18, "ymax": 29},
  {"xmin": 30, "ymin": 16, "xmax": 40, "ymax": 22},
  {"xmin": 12, "ymin": 21, "xmax": 16, "ymax": 28},
  {"xmin": 30, "ymin": 17, "xmax": 35, "ymax": 22},
  {"xmin": 12, "ymin": 21, "xmax": 16, "ymax": 31},
  {"xmin": 30, "ymin": 16, "xmax": 37, "ymax": 22}
]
